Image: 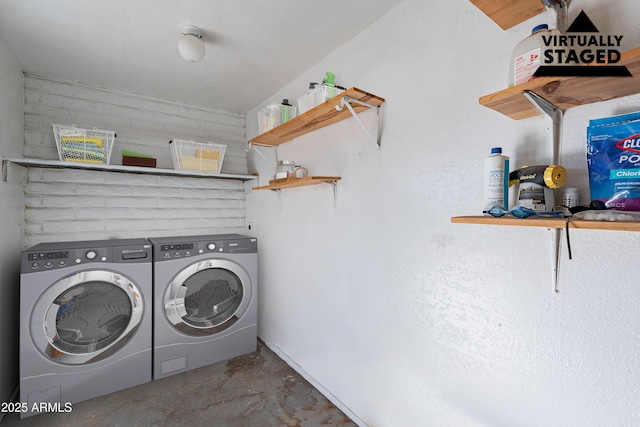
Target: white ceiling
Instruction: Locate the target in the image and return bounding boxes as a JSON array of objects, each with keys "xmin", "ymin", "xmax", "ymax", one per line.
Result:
[{"xmin": 0, "ymin": 0, "xmax": 404, "ymax": 113}]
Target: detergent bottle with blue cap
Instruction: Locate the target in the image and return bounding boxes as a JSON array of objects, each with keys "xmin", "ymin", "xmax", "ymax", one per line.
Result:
[
  {"xmin": 508, "ymin": 24, "xmax": 560, "ymax": 87},
  {"xmin": 483, "ymin": 147, "xmax": 510, "ymax": 211}
]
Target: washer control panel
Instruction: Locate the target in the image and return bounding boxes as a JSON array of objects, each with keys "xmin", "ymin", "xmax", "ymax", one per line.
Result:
[
  {"xmin": 27, "ymin": 250, "xmax": 71, "ymax": 270},
  {"xmin": 25, "ymin": 247, "xmax": 110, "ymax": 271},
  {"xmin": 21, "ymin": 239, "xmax": 151, "ymax": 273}
]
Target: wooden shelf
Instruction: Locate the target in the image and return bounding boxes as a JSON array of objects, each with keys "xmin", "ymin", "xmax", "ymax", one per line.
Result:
[
  {"xmin": 252, "ymin": 176, "xmax": 340, "ymax": 191},
  {"xmin": 249, "ymin": 87, "xmax": 385, "ymax": 147},
  {"xmin": 470, "ymin": 0, "xmax": 545, "ymax": 30},
  {"xmin": 451, "ymin": 216, "xmax": 640, "ymax": 232},
  {"xmin": 2, "ymin": 158, "xmax": 257, "ymax": 180},
  {"xmin": 479, "ymin": 47, "xmax": 640, "ymax": 120}
]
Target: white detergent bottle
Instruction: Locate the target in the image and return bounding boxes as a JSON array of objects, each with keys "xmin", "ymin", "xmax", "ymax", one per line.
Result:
[
  {"xmin": 508, "ymin": 24, "xmax": 560, "ymax": 87},
  {"xmin": 483, "ymin": 147, "xmax": 509, "ymax": 211}
]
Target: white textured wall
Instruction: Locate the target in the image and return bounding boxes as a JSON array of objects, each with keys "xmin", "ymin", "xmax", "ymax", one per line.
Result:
[
  {"xmin": 0, "ymin": 38, "xmax": 24, "ymax": 407},
  {"xmin": 246, "ymin": 0, "xmax": 640, "ymax": 426},
  {"xmin": 20, "ymin": 75, "xmax": 248, "ymax": 246}
]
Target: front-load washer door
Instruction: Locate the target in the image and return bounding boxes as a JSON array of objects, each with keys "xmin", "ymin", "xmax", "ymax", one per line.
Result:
[
  {"xmin": 164, "ymin": 259, "xmax": 252, "ymax": 336},
  {"xmin": 31, "ymin": 270, "xmax": 144, "ymax": 365}
]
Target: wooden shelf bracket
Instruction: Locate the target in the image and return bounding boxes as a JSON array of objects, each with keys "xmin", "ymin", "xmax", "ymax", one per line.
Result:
[
  {"xmin": 271, "ymin": 178, "xmax": 339, "ymax": 206},
  {"xmin": 336, "ymin": 95, "xmax": 382, "ymax": 148},
  {"xmin": 252, "ymin": 176, "xmax": 341, "ymax": 205},
  {"xmin": 272, "ymin": 178, "xmax": 337, "ymax": 206}
]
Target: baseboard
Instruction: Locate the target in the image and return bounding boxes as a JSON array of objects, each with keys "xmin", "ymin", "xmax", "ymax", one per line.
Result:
[{"xmin": 258, "ymin": 333, "xmax": 367, "ymax": 427}]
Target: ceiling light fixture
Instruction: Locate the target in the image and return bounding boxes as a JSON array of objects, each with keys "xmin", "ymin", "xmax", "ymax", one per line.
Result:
[{"xmin": 178, "ymin": 25, "xmax": 205, "ymax": 63}]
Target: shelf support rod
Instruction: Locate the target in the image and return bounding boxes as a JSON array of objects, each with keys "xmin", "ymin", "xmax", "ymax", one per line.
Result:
[
  {"xmin": 336, "ymin": 96, "xmax": 381, "ymax": 148},
  {"xmin": 522, "ymin": 91, "xmax": 562, "ymax": 164},
  {"xmin": 522, "ymin": 90, "xmax": 564, "ymax": 293},
  {"xmin": 247, "ymin": 142, "xmax": 277, "ymax": 169},
  {"xmin": 324, "ymin": 179, "xmax": 338, "ymax": 206},
  {"xmin": 540, "ymin": 0, "xmax": 571, "ymax": 33}
]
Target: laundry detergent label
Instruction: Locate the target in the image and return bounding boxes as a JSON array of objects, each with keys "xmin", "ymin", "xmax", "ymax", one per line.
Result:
[
  {"xmin": 514, "ymin": 48, "xmax": 541, "ymax": 86},
  {"xmin": 587, "ymin": 111, "xmax": 640, "ymax": 210}
]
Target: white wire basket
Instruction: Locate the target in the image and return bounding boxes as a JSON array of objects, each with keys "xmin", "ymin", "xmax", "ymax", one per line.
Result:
[
  {"xmin": 170, "ymin": 139, "xmax": 227, "ymax": 173},
  {"xmin": 52, "ymin": 124, "xmax": 116, "ymax": 165}
]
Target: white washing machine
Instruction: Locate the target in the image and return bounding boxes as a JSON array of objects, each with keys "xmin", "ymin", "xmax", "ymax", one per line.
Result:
[
  {"xmin": 149, "ymin": 234, "xmax": 257, "ymax": 380},
  {"xmin": 19, "ymin": 239, "xmax": 152, "ymax": 419}
]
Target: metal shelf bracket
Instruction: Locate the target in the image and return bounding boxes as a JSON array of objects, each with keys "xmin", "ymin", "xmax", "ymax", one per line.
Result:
[
  {"xmin": 522, "ymin": 90, "xmax": 563, "ymax": 164},
  {"xmin": 335, "ymin": 95, "xmax": 382, "ymax": 148},
  {"xmin": 522, "ymin": 90, "xmax": 564, "ymax": 293},
  {"xmin": 325, "ymin": 179, "xmax": 339, "ymax": 206}
]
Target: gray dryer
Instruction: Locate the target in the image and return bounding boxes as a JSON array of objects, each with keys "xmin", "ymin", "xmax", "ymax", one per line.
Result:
[{"xmin": 149, "ymin": 234, "xmax": 257, "ymax": 380}]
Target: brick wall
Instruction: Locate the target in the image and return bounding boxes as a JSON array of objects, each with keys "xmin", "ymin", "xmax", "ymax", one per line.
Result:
[
  {"xmin": 23, "ymin": 74, "xmax": 247, "ymax": 172},
  {"xmin": 21, "ymin": 74, "xmax": 249, "ymax": 247}
]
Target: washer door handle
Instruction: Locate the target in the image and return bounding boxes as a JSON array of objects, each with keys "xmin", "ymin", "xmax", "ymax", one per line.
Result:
[
  {"xmin": 174, "ymin": 285, "xmax": 189, "ymax": 319},
  {"xmin": 165, "ymin": 286, "xmax": 188, "ymax": 325}
]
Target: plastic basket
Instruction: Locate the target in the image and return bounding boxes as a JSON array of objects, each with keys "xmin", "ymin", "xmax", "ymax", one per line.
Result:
[
  {"xmin": 258, "ymin": 103, "xmax": 280, "ymax": 134},
  {"xmin": 170, "ymin": 139, "xmax": 227, "ymax": 173},
  {"xmin": 297, "ymin": 91, "xmax": 317, "ymax": 115},
  {"xmin": 317, "ymin": 84, "xmax": 344, "ymax": 104},
  {"xmin": 52, "ymin": 124, "xmax": 116, "ymax": 165},
  {"xmin": 297, "ymin": 84, "xmax": 345, "ymax": 114}
]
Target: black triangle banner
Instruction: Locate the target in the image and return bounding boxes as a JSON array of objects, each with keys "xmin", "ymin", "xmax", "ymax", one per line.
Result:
[
  {"xmin": 534, "ymin": 65, "xmax": 632, "ymax": 78},
  {"xmin": 566, "ymin": 10, "xmax": 599, "ymax": 33},
  {"xmin": 538, "ymin": 10, "xmax": 631, "ymax": 78}
]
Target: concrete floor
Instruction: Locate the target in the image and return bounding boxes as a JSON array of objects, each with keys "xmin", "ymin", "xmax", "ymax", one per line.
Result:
[{"xmin": 1, "ymin": 340, "xmax": 356, "ymax": 426}]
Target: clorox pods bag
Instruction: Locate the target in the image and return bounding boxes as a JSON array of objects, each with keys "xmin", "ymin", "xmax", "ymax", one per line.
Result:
[{"xmin": 587, "ymin": 111, "xmax": 640, "ymax": 211}]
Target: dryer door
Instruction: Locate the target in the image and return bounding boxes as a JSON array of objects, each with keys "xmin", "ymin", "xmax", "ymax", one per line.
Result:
[
  {"xmin": 164, "ymin": 259, "xmax": 252, "ymax": 336},
  {"xmin": 32, "ymin": 270, "xmax": 144, "ymax": 365}
]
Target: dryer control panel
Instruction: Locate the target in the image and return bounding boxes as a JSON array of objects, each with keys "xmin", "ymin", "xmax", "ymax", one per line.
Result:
[
  {"xmin": 159, "ymin": 243, "xmax": 195, "ymax": 259},
  {"xmin": 154, "ymin": 237, "xmax": 257, "ymax": 260}
]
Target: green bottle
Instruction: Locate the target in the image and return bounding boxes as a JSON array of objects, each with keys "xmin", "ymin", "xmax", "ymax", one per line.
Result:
[
  {"xmin": 323, "ymin": 72, "xmax": 335, "ymax": 87},
  {"xmin": 280, "ymin": 99, "xmax": 292, "ymax": 123},
  {"xmin": 321, "ymin": 72, "xmax": 336, "ymax": 101}
]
